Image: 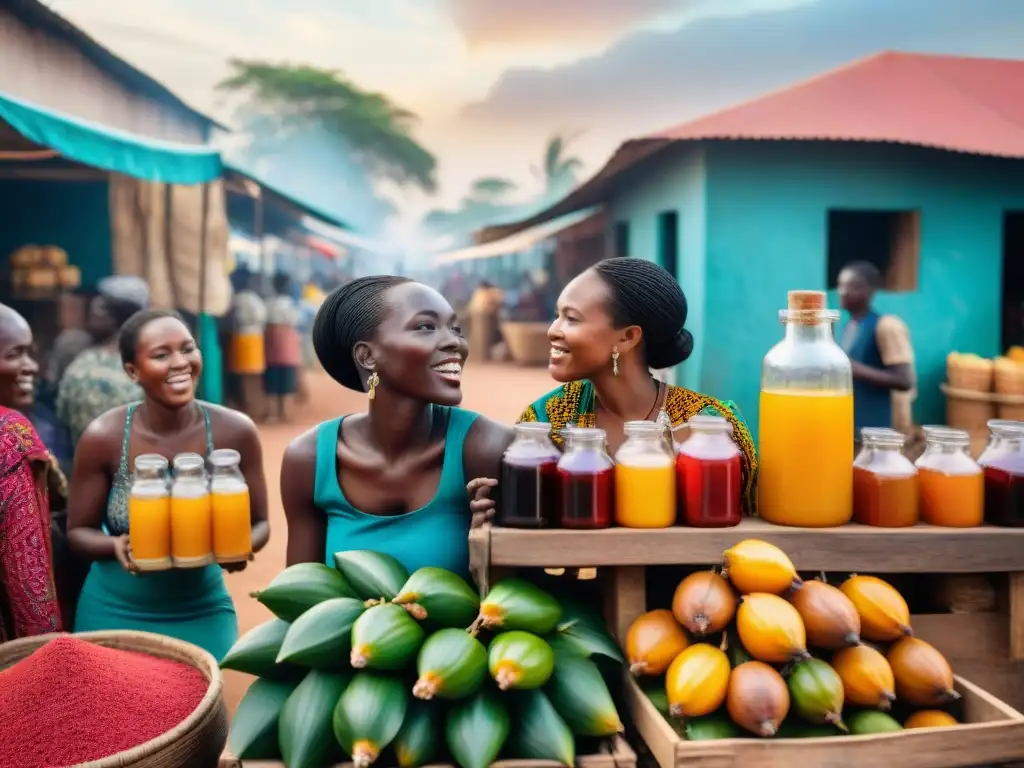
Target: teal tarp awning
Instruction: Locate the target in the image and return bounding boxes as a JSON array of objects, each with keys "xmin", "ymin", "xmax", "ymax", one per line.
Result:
[{"xmin": 0, "ymin": 91, "xmax": 222, "ymax": 184}]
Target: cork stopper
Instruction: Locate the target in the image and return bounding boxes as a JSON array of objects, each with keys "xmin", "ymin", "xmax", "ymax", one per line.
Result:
[{"xmin": 787, "ymin": 290, "xmax": 827, "ymax": 311}]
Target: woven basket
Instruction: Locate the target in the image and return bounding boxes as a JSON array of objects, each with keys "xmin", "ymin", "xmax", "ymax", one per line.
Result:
[
  {"xmin": 0, "ymin": 630, "xmax": 228, "ymax": 768},
  {"xmin": 947, "ymin": 356, "xmax": 994, "ymax": 392},
  {"xmin": 942, "ymin": 384, "xmax": 997, "ymax": 433},
  {"xmin": 501, "ymin": 321, "xmax": 552, "ymax": 367},
  {"xmin": 994, "ymin": 359, "xmax": 1024, "ymax": 397},
  {"xmin": 938, "ymin": 575, "xmax": 997, "ymax": 613}
]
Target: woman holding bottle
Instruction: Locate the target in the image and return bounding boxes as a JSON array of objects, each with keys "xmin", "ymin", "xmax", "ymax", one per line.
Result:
[
  {"xmin": 67, "ymin": 309, "xmax": 270, "ymax": 660},
  {"xmin": 280, "ymin": 276, "xmax": 510, "ymax": 576},
  {"xmin": 468, "ymin": 258, "xmax": 758, "ymax": 523}
]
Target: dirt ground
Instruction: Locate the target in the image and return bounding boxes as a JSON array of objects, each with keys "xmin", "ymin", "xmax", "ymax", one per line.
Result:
[{"xmin": 222, "ymin": 361, "xmax": 553, "ymax": 712}]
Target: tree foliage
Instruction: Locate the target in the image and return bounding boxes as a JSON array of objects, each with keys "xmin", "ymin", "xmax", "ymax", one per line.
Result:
[{"xmin": 217, "ymin": 60, "xmax": 437, "ymax": 193}]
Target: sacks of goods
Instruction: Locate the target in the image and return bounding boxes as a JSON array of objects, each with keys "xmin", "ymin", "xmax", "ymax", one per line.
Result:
[
  {"xmin": 625, "ymin": 539, "xmax": 964, "ymax": 740},
  {"xmin": 224, "ymin": 551, "xmax": 626, "ymax": 768}
]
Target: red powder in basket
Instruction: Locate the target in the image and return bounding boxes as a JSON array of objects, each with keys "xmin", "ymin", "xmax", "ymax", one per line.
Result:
[{"xmin": 0, "ymin": 636, "xmax": 208, "ymax": 768}]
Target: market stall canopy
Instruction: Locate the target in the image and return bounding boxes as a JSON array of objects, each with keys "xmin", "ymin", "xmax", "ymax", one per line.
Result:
[
  {"xmin": 223, "ymin": 164, "xmax": 350, "ymax": 231},
  {"xmin": 0, "ymin": 90, "xmax": 221, "ymax": 184},
  {"xmin": 433, "ymin": 207, "xmax": 598, "ymax": 265}
]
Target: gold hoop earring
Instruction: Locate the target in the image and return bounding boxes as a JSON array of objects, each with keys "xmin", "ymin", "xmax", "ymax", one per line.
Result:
[
  {"xmin": 612, "ymin": 347, "xmax": 620, "ymax": 377},
  {"xmin": 367, "ymin": 371, "xmax": 379, "ymax": 400}
]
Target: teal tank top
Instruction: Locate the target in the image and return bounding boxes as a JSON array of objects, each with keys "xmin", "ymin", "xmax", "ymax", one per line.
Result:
[{"xmin": 315, "ymin": 406, "xmax": 479, "ymax": 577}]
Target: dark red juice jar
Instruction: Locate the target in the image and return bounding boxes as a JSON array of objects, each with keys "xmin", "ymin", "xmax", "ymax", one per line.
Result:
[
  {"xmin": 978, "ymin": 419, "xmax": 1024, "ymax": 527},
  {"xmin": 557, "ymin": 427, "xmax": 614, "ymax": 529},
  {"xmin": 498, "ymin": 423, "xmax": 561, "ymax": 528},
  {"xmin": 675, "ymin": 415, "xmax": 742, "ymax": 528}
]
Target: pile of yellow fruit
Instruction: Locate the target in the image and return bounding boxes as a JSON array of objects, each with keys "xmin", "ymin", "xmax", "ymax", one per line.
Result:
[{"xmin": 625, "ymin": 539, "xmax": 963, "ymax": 740}]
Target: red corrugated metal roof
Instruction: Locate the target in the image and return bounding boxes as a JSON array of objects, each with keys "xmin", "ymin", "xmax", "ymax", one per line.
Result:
[
  {"xmin": 652, "ymin": 51, "xmax": 1024, "ymax": 156},
  {"xmin": 490, "ymin": 51, "xmax": 1024, "ymax": 239}
]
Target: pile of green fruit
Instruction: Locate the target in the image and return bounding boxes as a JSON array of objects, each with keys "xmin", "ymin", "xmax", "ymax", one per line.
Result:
[{"xmin": 223, "ymin": 551, "xmax": 626, "ymax": 768}]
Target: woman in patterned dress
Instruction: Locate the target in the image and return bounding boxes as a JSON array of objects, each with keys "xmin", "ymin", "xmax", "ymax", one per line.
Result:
[
  {"xmin": 468, "ymin": 258, "xmax": 758, "ymax": 521},
  {"xmin": 0, "ymin": 304, "xmax": 63, "ymax": 640}
]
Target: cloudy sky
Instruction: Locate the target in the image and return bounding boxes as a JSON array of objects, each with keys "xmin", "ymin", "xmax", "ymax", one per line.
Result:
[{"xmin": 46, "ymin": 0, "xmax": 1024, "ymax": 233}]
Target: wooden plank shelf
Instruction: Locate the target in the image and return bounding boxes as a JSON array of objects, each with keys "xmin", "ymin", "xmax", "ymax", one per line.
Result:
[{"xmin": 470, "ymin": 519, "xmax": 1024, "ymax": 572}]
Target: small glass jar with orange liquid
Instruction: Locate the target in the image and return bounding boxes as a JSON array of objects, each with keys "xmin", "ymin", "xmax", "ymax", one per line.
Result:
[
  {"xmin": 758, "ymin": 290, "xmax": 854, "ymax": 527},
  {"xmin": 852, "ymin": 428, "xmax": 919, "ymax": 527},
  {"xmin": 614, "ymin": 421, "xmax": 675, "ymax": 528},
  {"xmin": 915, "ymin": 427, "xmax": 983, "ymax": 527},
  {"xmin": 170, "ymin": 452, "xmax": 214, "ymax": 568},
  {"xmin": 978, "ymin": 419, "xmax": 1024, "ymax": 527},
  {"xmin": 676, "ymin": 415, "xmax": 742, "ymax": 528},
  {"xmin": 128, "ymin": 453, "xmax": 172, "ymax": 571},
  {"xmin": 210, "ymin": 448, "xmax": 252, "ymax": 563}
]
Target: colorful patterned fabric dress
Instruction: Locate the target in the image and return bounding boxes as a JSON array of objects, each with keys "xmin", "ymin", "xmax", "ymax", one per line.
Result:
[
  {"xmin": 0, "ymin": 406, "xmax": 63, "ymax": 641},
  {"xmin": 518, "ymin": 380, "xmax": 759, "ymax": 514}
]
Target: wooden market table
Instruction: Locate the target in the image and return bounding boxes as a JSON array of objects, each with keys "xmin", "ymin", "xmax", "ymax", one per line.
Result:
[{"xmin": 468, "ymin": 521, "xmax": 1024, "ymax": 768}]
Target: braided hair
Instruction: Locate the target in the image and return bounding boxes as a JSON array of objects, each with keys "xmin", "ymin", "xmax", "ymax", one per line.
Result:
[
  {"xmin": 313, "ymin": 275, "xmax": 413, "ymax": 391},
  {"xmin": 119, "ymin": 308, "xmax": 185, "ymax": 365},
  {"xmin": 591, "ymin": 258, "xmax": 694, "ymax": 369}
]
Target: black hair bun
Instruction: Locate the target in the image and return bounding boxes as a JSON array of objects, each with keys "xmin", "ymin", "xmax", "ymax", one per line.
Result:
[{"xmin": 648, "ymin": 328, "xmax": 694, "ymax": 369}]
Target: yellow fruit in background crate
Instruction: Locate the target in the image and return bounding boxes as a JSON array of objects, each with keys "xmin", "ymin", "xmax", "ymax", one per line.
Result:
[
  {"xmin": 736, "ymin": 593, "xmax": 809, "ymax": 664},
  {"xmin": 722, "ymin": 539, "xmax": 802, "ymax": 595},
  {"xmin": 665, "ymin": 643, "xmax": 731, "ymax": 718}
]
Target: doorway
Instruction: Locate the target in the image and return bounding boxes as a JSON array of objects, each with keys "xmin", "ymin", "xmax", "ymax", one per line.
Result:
[{"xmin": 1003, "ymin": 212, "xmax": 1024, "ymax": 351}]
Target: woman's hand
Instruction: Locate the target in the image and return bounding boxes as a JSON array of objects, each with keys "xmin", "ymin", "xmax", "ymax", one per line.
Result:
[
  {"xmin": 112, "ymin": 535, "xmax": 138, "ymax": 573},
  {"xmin": 467, "ymin": 477, "xmax": 497, "ymax": 529}
]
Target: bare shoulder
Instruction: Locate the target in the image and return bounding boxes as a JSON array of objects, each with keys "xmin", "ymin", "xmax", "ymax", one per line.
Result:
[
  {"xmin": 283, "ymin": 425, "xmax": 320, "ymax": 468},
  {"xmin": 466, "ymin": 414, "xmax": 513, "ymax": 446},
  {"xmin": 75, "ymin": 405, "xmax": 130, "ymax": 468},
  {"xmin": 203, "ymin": 402, "xmax": 259, "ymax": 444}
]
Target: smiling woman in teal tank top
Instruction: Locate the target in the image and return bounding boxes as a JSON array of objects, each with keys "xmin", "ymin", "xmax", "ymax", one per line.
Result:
[
  {"xmin": 67, "ymin": 310, "xmax": 270, "ymax": 661},
  {"xmin": 280, "ymin": 277, "xmax": 511, "ymax": 577}
]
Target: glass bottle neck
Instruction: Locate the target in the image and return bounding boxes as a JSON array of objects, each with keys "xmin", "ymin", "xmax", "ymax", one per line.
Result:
[{"xmin": 784, "ymin": 322, "xmax": 836, "ymax": 343}]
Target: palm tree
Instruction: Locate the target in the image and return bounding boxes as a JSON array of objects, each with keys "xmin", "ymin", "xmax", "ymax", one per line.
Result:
[{"xmin": 532, "ymin": 133, "xmax": 585, "ymax": 201}]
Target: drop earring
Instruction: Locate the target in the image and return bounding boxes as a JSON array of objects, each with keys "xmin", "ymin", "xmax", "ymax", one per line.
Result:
[
  {"xmin": 612, "ymin": 347, "xmax": 620, "ymax": 377},
  {"xmin": 367, "ymin": 371, "xmax": 379, "ymax": 400}
]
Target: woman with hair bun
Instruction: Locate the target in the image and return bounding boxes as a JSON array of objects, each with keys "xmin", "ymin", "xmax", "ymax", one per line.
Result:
[
  {"xmin": 280, "ymin": 276, "xmax": 509, "ymax": 576},
  {"xmin": 469, "ymin": 258, "xmax": 758, "ymax": 516}
]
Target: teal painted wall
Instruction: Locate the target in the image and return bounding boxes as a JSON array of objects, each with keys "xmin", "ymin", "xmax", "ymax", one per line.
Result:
[
  {"xmin": 606, "ymin": 144, "xmax": 707, "ymax": 390},
  {"xmin": 0, "ymin": 178, "xmax": 112, "ymax": 288},
  {"xmin": 703, "ymin": 141, "xmax": 1024, "ymax": 436}
]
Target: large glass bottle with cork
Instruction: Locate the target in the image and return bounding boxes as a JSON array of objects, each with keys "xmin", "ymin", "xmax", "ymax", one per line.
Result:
[{"xmin": 758, "ymin": 290, "xmax": 854, "ymax": 527}]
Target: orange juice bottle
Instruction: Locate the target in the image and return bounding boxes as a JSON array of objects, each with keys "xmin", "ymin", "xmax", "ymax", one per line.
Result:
[
  {"xmin": 170, "ymin": 452, "xmax": 213, "ymax": 568},
  {"xmin": 128, "ymin": 453, "xmax": 171, "ymax": 571},
  {"xmin": 210, "ymin": 448, "xmax": 252, "ymax": 563},
  {"xmin": 915, "ymin": 427, "xmax": 984, "ymax": 527},
  {"xmin": 758, "ymin": 291, "xmax": 854, "ymax": 527},
  {"xmin": 615, "ymin": 421, "xmax": 675, "ymax": 528}
]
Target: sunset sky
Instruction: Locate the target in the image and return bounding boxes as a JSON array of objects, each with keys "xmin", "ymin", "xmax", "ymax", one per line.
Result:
[{"xmin": 46, "ymin": 0, "xmax": 1024, "ymax": 236}]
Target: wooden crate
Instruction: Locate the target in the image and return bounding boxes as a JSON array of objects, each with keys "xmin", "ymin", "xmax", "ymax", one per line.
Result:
[
  {"xmin": 625, "ymin": 673, "xmax": 1024, "ymax": 768},
  {"xmin": 219, "ymin": 735, "xmax": 636, "ymax": 768}
]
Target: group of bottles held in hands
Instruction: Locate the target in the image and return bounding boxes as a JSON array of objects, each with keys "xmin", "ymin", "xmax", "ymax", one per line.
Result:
[
  {"xmin": 128, "ymin": 449, "xmax": 252, "ymax": 571},
  {"xmin": 497, "ymin": 289, "xmax": 1024, "ymax": 530}
]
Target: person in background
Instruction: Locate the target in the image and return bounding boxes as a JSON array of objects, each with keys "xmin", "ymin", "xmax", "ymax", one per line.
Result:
[
  {"xmin": 264, "ymin": 273, "xmax": 303, "ymax": 422},
  {"xmin": 837, "ymin": 261, "xmax": 916, "ymax": 443},
  {"xmin": 56, "ymin": 276, "xmax": 149, "ymax": 450},
  {"xmin": 228, "ymin": 269, "xmax": 268, "ymax": 422},
  {"xmin": 67, "ymin": 309, "xmax": 270, "ymax": 660},
  {"xmin": 468, "ymin": 258, "xmax": 759, "ymax": 518},
  {"xmin": 467, "ymin": 279, "xmax": 505, "ymax": 363},
  {"xmin": 0, "ymin": 304, "xmax": 64, "ymax": 639},
  {"xmin": 280, "ymin": 276, "xmax": 509, "ymax": 575}
]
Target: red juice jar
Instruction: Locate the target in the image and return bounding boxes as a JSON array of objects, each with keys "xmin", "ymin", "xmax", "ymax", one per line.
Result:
[
  {"xmin": 498, "ymin": 423, "xmax": 561, "ymax": 528},
  {"xmin": 676, "ymin": 415, "xmax": 742, "ymax": 528},
  {"xmin": 557, "ymin": 427, "xmax": 614, "ymax": 529},
  {"xmin": 978, "ymin": 419, "xmax": 1024, "ymax": 527},
  {"xmin": 852, "ymin": 428, "xmax": 919, "ymax": 527}
]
